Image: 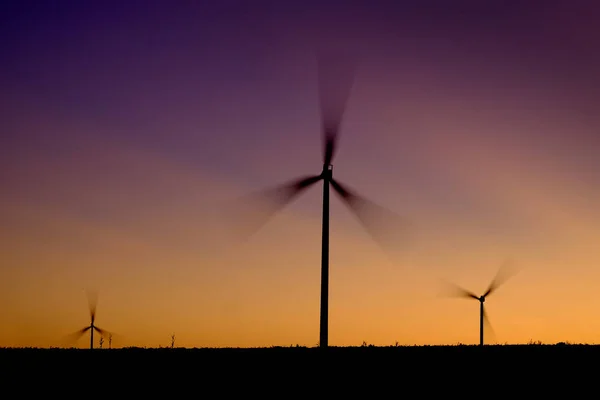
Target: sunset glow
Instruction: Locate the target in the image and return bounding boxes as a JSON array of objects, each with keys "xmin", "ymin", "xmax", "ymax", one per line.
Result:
[{"xmin": 2, "ymin": 1, "xmax": 600, "ymax": 348}]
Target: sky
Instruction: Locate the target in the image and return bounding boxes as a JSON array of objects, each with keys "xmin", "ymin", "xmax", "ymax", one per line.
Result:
[{"xmin": 2, "ymin": 0, "xmax": 600, "ymax": 348}]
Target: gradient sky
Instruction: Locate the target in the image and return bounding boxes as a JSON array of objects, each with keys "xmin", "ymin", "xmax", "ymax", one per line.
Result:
[{"xmin": 2, "ymin": 0, "xmax": 600, "ymax": 348}]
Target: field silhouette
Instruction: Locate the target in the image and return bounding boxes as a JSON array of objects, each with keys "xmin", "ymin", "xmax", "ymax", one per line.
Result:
[{"xmin": 2, "ymin": 343, "xmax": 592, "ymax": 392}]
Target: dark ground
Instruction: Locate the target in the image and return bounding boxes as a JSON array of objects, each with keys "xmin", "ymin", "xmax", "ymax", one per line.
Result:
[{"xmin": 2, "ymin": 344, "xmax": 592, "ymax": 393}]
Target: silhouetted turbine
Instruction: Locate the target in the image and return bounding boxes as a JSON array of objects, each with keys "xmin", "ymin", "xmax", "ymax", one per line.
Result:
[
  {"xmin": 230, "ymin": 52, "xmax": 413, "ymax": 348},
  {"xmin": 443, "ymin": 260, "xmax": 519, "ymax": 346},
  {"xmin": 65, "ymin": 291, "xmax": 112, "ymax": 350}
]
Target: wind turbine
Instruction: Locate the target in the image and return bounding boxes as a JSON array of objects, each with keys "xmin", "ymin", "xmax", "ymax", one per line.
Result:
[
  {"xmin": 65, "ymin": 291, "xmax": 111, "ymax": 350},
  {"xmin": 231, "ymin": 53, "xmax": 413, "ymax": 348},
  {"xmin": 443, "ymin": 260, "xmax": 519, "ymax": 346}
]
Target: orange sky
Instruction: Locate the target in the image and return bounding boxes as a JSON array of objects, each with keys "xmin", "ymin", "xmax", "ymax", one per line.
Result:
[{"xmin": 3, "ymin": 92, "xmax": 600, "ymax": 348}]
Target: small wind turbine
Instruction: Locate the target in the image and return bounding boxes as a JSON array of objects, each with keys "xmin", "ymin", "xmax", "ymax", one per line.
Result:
[
  {"xmin": 442, "ymin": 260, "xmax": 519, "ymax": 346},
  {"xmin": 64, "ymin": 291, "xmax": 112, "ymax": 349},
  {"xmin": 229, "ymin": 52, "xmax": 413, "ymax": 348}
]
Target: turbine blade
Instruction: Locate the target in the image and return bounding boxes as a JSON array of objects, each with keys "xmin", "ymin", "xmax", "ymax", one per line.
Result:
[
  {"xmin": 227, "ymin": 175, "xmax": 322, "ymax": 241},
  {"xmin": 60, "ymin": 326, "xmax": 91, "ymax": 347},
  {"xmin": 483, "ymin": 306, "xmax": 497, "ymax": 344},
  {"xmin": 94, "ymin": 327, "xmax": 122, "ymax": 346},
  {"xmin": 329, "ymin": 178, "xmax": 415, "ymax": 262},
  {"xmin": 317, "ymin": 51, "xmax": 357, "ymax": 166},
  {"xmin": 438, "ymin": 279, "xmax": 479, "ymax": 300},
  {"xmin": 87, "ymin": 290, "xmax": 98, "ymax": 324},
  {"xmin": 483, "ymin": 258, "xmax": 520, "ymax": 297},
  {"xmin": 94, "ymin": 326, "xmax": 110, "ymax": 336}
]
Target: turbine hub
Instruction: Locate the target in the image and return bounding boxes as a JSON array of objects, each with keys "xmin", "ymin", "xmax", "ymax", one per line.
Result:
[{"xmin": 479, "ymin": 296, "xmax": 485, "ymax": 303}]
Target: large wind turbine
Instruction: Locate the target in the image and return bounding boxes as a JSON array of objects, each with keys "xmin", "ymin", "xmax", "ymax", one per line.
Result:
[
  {"xmin": 232, "ymin": 54, "xmax": 412, "ymax": 348},
  {"xmin": 65, "ymin": 291, "xmax": 111, "ymax": 350},
  {"xmin": 444, "ymin": 260, "xmax": 519, "ymax": 346}
]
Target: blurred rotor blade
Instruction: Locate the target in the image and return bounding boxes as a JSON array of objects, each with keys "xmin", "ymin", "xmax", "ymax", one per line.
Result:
[
  {"xmin": 87, "ymin": 290, "xmax": 98, "ymax": 324},
  {"xmin": 93, "ymin": 326, "xmax": 113, "ymax": 338},
  {"xmin": 329, "ymin": 178, "xmax": 415, "ymax": 262},
  {"xmin": 95, "ymin": 328, "xmax": 123, "ymax": 347},
  {"xmin": 483, "ymin": 258, "xmax": 520, "ymax": 298},
  {"xmin": 226, "ymin": 175, "xmax": 322, "ymax": 242},
  {"xmin": 317, "ymin": 51, "xmax": 357, "ymax": 166},
  {"xmin": 60, "ymin": 326, "xmax": 91, "ymax": 348},
  {"xmin": 483, "ymin": 306, "xmax": 497, "ymax": 344},
  {"xmin": 438, "ymin": 279, "xmax": 479, "ymax": 300}
]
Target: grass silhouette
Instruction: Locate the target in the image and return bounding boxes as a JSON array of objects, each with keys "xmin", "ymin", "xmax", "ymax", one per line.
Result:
[{"xmin": 1, "ymin": 341, "xmax": 594, "ymax": 357}]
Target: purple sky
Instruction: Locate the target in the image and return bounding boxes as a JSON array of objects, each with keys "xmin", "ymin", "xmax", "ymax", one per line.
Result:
[{"xmin": 3, "ymin": 1, "xmax": 599, "ymax": 180}]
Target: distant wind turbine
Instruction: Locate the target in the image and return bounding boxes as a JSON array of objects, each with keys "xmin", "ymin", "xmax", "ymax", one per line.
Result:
[
  {"xmin": 230, "ymin": 52, "xmax": 414, "ymax": 348},
  {"xmin": 442, "ymin": 260, "xmax": 520, "ymax": 346},
  {"xmin": 65, "ymin": 291, "xmax": 112, "ymax": 350}
]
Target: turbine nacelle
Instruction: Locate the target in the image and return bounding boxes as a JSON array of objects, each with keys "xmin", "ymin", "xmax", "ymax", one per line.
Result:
[{"xmin": 321, "ymin": 164, "xmax": 333, "ymax": 177}]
